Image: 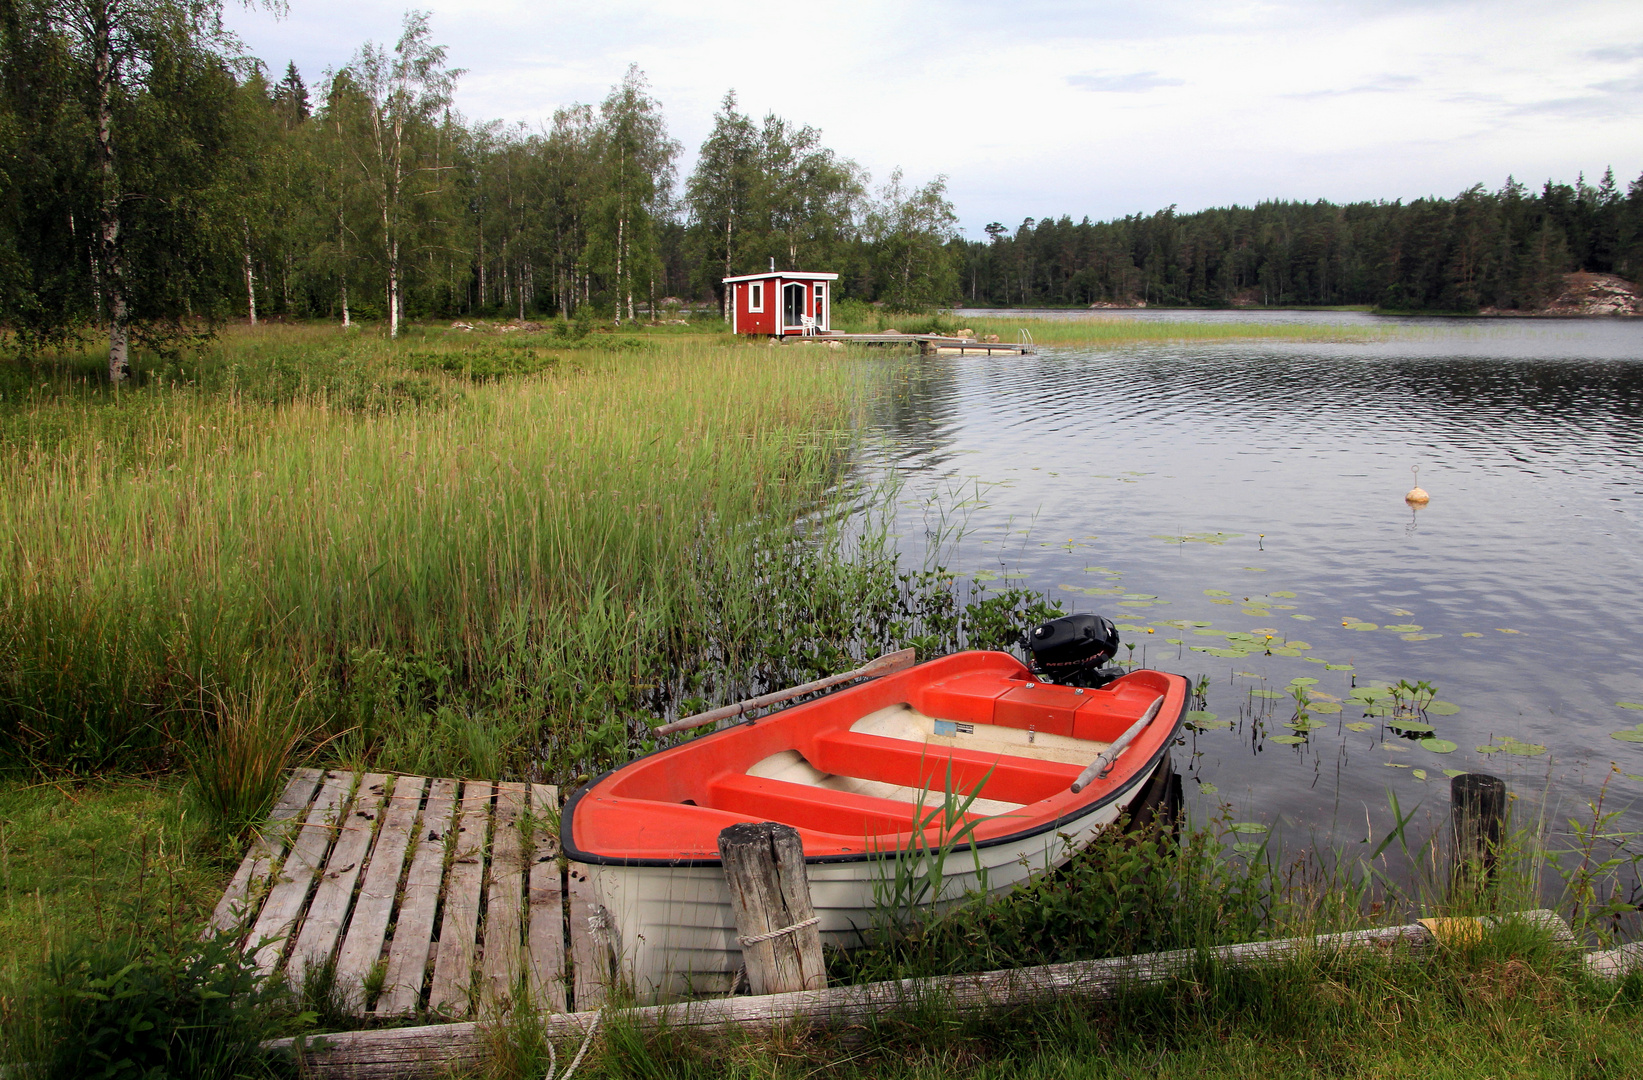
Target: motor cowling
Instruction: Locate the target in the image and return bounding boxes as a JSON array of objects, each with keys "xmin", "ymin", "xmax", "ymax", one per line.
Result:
[{"xmin": 1025, "ymin": 613, "xmax": 1125, "ymax": 689}]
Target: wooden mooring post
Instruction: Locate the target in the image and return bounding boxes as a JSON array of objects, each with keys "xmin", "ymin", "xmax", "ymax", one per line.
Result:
[
  {"xmin": 717, "ymin": 822, "xmax": 826, "ymax": 994},
  {"xmin": 1450, "ymin": 772, "xmax": 1507, "ymax": 896}
]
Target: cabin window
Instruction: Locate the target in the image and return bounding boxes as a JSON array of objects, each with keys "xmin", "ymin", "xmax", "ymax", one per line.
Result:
[
  {"xmin": 812, "ymin": 283, "xmax": 825, "ymax": 324},
  {"xmin": 748, "ymin": 282, "xmax": 763, "ymax": 312}
]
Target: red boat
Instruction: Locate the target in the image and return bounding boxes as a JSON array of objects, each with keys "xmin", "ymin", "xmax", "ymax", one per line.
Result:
[{"xmin": 564, "ymin": 622, "xmax": 1187, "ymax": 1000}]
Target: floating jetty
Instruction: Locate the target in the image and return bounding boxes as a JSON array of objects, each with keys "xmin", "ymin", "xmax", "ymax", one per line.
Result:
[{"xmin": 788, "ymin": 332, "xmax": 1034, "ymax": 355}]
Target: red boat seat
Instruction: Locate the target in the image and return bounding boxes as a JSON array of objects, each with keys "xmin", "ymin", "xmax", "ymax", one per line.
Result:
[
  {"xmin": 705, "ymin": 772, "xmax": 986, "ymax": 841},
  {"xmin": 803, "ymin": 729, "xmax": 1080, "ymax": 807}
]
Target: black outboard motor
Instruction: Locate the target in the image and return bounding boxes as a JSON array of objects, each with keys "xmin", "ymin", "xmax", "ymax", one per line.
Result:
[{"xmin": 1025, "ymin": 613, "xmax": 1125, "ymax": 689}]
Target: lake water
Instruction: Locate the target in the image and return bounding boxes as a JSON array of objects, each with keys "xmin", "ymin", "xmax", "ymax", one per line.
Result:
[{"xmin": 862, "ymin": 310, "xmax": 1643, "ymax": 851}]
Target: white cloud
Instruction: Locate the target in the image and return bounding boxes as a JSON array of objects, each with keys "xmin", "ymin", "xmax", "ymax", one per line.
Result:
[{"xmin": 221, "ymin": 1, "xmax": 1643, "ymax": 233}]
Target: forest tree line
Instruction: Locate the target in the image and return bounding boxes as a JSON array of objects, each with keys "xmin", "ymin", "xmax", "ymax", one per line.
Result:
[
  {"xmin": 3, "ymin": 3, "xmax": 1642, "ymax": 383},
  {"xmin": 0, "ymin": 5, "xmax": 958, "ymax": 379},
  {"xmin": 961, "ymin": 172, "xmax": 1643, "ymax": 312}
]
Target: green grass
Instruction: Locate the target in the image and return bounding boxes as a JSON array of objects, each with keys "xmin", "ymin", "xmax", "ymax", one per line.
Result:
[
  {"xmin": 0, "ymin": 778, "xmax": 221, "ymax": 980},
  {"xmin": 827, "ymin": 301, "xmax": 1387, "ymax": 344}
]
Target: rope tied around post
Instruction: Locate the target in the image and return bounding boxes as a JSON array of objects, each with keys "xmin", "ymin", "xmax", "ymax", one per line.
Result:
[{"xmin": 738, "ymin": 915, "xmax": 820, "ymax": 947}]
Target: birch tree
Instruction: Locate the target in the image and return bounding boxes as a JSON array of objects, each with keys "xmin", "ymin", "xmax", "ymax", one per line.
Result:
[{"xmin": 342, "ymin": 11, "xmax": 459, "ymax": 337}]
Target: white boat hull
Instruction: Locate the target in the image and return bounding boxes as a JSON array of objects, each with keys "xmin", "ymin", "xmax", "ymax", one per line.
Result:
[{"xmin": 573, "ymin": 752, "xmax": 1166, "ymax": 1002}]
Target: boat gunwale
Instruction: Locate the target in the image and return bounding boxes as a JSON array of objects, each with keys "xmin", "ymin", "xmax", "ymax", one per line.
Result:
[{"xmin": 561, "ymin": 665, "xmax": 1187, "ymax": 870}]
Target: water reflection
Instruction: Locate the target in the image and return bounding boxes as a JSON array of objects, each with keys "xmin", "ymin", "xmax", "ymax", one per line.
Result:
[{"xmin": 860, "ymin": 315, "xmax": 1643, "ymax": 847}]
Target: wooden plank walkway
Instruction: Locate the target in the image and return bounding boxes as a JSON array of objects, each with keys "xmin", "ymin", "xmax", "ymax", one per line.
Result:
[
  {"xmin": 214, "ymin": 769, "xmax": 590, "ymax": 1018},
  {"xmin": 788, "ymin": 332, "xmax": 1034, "ymax": 354}
]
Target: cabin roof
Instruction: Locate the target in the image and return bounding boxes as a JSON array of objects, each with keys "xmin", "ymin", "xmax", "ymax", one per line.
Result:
[{"xmin": 721, "ymin": 271, "xmax": 839, "ymax": 284}]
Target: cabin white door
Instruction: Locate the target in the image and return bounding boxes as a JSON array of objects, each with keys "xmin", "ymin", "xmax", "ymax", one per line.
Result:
[{"xmin": 782, "ymin": 282, "xmax": 805, "ymax": 333}]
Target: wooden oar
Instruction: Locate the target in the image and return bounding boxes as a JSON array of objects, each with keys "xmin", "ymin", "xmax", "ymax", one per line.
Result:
[
  {"xmin": 1070, "ymin": 695, "xmax": 1165, "ymax": 793},
  {"xmin": 654, "ymin": 649, "xmax": 917, "ymax": 736}
]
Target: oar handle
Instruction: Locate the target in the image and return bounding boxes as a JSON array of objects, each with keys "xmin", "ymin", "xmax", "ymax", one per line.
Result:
[
  {"xmin": 1070, "ymin": 695, "xmax": 1165, "ymax": 793},
  {"xmin": 654, "ymin": 648, "xmax": 917, "ymax": 736}
]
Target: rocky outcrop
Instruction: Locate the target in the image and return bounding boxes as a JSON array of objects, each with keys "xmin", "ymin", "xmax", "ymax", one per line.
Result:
[
  {"xmin": 1542, "ymin": 272, "xmax": 1642, "ymax": 316},
  {"xmin": 1481, "ymin": 272, "xmax": 1643, "ymax": 317}
]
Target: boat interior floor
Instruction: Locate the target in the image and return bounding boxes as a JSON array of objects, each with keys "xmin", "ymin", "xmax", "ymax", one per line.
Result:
[{"xmin": 743, "ymin": 703, "xmax": 1115, "ymax": 819}]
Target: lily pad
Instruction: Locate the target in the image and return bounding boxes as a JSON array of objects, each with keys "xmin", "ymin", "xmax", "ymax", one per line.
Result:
[
  {"xmin": 1443, "ymin": 769, "xmax": 1466, "ymax": 778},
  {"xmin": 1204, "ymin": 647, "xmax": 1249, "ymax": 658},
  {"xmin": 1185, "ymin": 709, "xmax": 1220, "ymax": 723},
  {"xmin": 1122, "ymin": 593, "xmax": 1158, "ymax": 600},
  {"xmin": 1242, "ymin": 567, "xmax": 1268, "ymax": 572},
  {"xmin": 1270, "ymin": 734, "xmax": 1307, "ymax": 745},
  {"xmin": 1117, "ymin": 601, "xmax": 1155, "ymax": 608},
  {"xmin": 1413, "ymin": 769, "xmax": 1429, "ymax": 781},
  {"xmin": 1194, "ymin": 628, "xmax": 1229, "ymax": 636},
  {"xmin": 1311, "ymin": 702, "xmax": 1343, "ymax": 714},
  {"xmin": 1385, "ymin": 762, "xmax": 1411, "ymax": 768},
  {"xmin": 1497, "ymin": 628, "xmax": 1520, "ymax": 634},
  {"xmin": 1252, "ymin": 689, "xmax": 1287, "ymax": 699},
  {"xmin": 1286, "ymin": 719, "xmax": 1327, "ymax": 732},
  {"xmin": 1478, "ymin": 737, "xmax": 1548, "ymax": 757},
  {"xmin": 1426, "ymin": 701, "xmax": 1461, "ymax": 715},
  {"xmin": 1346, "ymin": 622, "xmax": 1378, "ymax": 631},
  {"xmin": 1292, "ymin": 614, "xmax": 1317, "ymax": 621},
  {"xmin": 1165, "ymin": 638, "xmax": 1185, "ymax": 645},
  {"xmin": 1609, "ymin": 726, "xmax": 1643, "ymax": 743},
  {"xmin": 1229, "ymin": 822, "xmax": 1268, "ymax": 834},
  {"xmin": 1420, "ymin": 738, "xmax": 1459, "ymax": 754},
  {"xmin": 1204, "ymin": 589, "xmax": 1231, "ymax": 597},
  {"xmin": 1389, "ymin": 721, "xmax": 1435, "ymax": 734},
  {"xmin": 1286, "ymin": 641, "xmax": 1313, "ymax": 650},
  {"xmin": 1232, "ymin": 841, "xmax": 1264, "ymax": 855},
  {"xmin": 1344, "ymin": 721, "xmax": 1375, "ymax": 732},
  {"xmin": 1619, "ymin": 703, "xmax": 1643, "ymax": 711},
  {"xmin": 1288, "ymin": 677, "xmax": 1319, "ymax": 686},
  {"xmin": 1384, "ymin": 624, "xmax": 1423, "ymax": 633},
  {"xmin": 1325, "ymin": 663, "xmax": 1354, "ymax": 671},
  {"xmin": 1270, "ymin": 647, "xmax": 1303, "ymax": 657},
  {"xmin": 1269, "ymin": 591, "xmax": 1297, "ymax": 598},
  {"xmin": 1462, "ymin": 632, "xmax": 1483, "ymax": 638},
  {"xmin": 1199, "ymin": 782, "xmax": 1219, "ymax": 794},
  {"xmin": 1402, "ymin": 633, "xmax": 1443, "ymax": 642}
]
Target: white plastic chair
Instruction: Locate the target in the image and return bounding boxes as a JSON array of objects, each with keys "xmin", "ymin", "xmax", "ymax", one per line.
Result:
[{"xmin": 800, "ymin": 314, "xmax": 817, "ymax": 336}]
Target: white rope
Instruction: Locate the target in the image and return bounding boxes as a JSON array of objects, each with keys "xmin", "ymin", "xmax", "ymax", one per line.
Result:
[
  {"xmin": 738, "ymin": 915, "xmax": 819, "ymax": 947},
  {"xmin": 543, "ymin": 1006, "xmax": 602, "ymax": 1080}
]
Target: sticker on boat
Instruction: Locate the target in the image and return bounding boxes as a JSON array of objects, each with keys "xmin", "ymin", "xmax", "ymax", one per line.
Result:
[{"xmin": 934, "ymin": 720, "xmax": 975, "ymax": 736}]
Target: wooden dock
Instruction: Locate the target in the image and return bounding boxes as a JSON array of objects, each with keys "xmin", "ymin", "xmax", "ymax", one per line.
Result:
[
  {"xmin": 211, "ymin": 769, "xmax": 611, "ymax": 1019},
  {"xmin": 790, "ymin": 332, "xmax": 1034, "ymax": 355}
]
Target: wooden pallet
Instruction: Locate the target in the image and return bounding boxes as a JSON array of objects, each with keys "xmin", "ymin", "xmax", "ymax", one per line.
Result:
[{"xmin": 210, "ymin": 769, "xmax": 601, "ymax": 1018}]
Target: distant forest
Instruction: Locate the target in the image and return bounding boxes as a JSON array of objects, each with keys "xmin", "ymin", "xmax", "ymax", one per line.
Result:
[
  {"xmin": 3, "ymin": 4, "xmax": 1641, "ymax": 379},
  {"xmin": 960, "ymin": 174, "xmax": 1643, "ymax": 311}
]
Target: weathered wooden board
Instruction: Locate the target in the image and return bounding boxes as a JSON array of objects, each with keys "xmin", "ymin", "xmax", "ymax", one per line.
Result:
[
  {"xmin": 209, "ymin": 767, "xmax": 323, "ymax": 934},
  {"xmin": 334, "ymin": 775, "xmax": 427, "ymax": 1009},
  {"xmin": 250, "ymin": 771, "xmax": 354, "ymax": 976},
  {"xmin": 427, "ymin": 781, "xmax": 493, "ymax": 1016},
  {"xmin": 567, "ymin": 860, "xmax": 613, "ymax": 1011},
  {"xmin": 481, "ymin": 782, "xmax": 529, "ymax": 1007},
  {"xmin": 287, "ymin": 772, "xmax": 388, "ymax": 988},
  {"xmin": 526, "ymin": 783, "xmax": 566, "ymax": 1013},
  {"xmin": 271, "ymin": 918, "xmax": 1492, "ymax": 1079},
  {"xmin": 374, "ymin": 777, "xmax": 459, "ymax": 1017}
]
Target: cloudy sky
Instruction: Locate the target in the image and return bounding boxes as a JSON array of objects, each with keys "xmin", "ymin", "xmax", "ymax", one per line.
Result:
[{"xmin": 222, "ymin": 1, "xmax": 1643, "ymax": 236}]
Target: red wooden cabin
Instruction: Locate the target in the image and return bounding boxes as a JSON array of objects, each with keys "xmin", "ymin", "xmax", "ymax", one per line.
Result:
[{"xmin": 724, "ymin": 270, "xmax": 837, "ymax": 337}]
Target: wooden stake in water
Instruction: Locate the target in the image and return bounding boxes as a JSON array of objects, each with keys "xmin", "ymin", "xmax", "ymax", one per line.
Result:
[
  {"xmin": 1450, "ymin": 772, "xmax": 1506, "ymax": 896},
  {"xmin": 718, "ymin": 822, "xmax": 826, "ymax": 995}
]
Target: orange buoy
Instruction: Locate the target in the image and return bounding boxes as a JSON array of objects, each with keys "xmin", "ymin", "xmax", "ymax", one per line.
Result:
[{"xmin": 1405, "ymin": 464, "xmax": 1430, "ymax": 506}]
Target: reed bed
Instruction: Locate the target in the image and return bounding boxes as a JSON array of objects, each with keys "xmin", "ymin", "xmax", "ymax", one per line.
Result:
[{"xmin": 0, "ymin": 328, "xmax": 873, "ymax": 785}]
